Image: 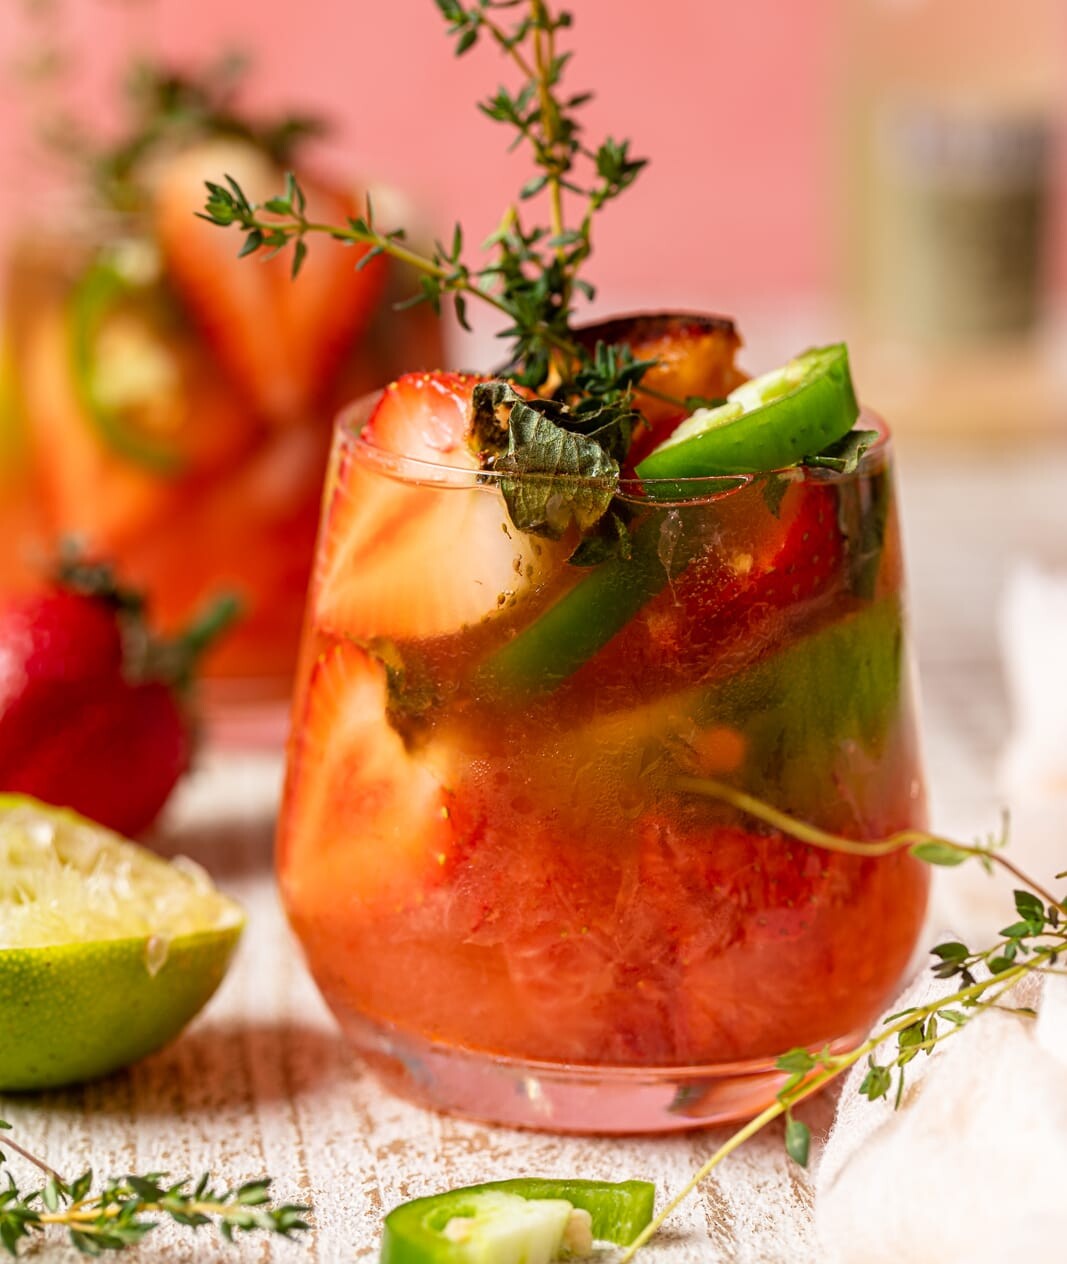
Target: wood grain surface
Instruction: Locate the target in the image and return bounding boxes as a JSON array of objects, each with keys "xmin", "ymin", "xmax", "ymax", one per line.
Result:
[{"xmin": 3, "ymin": 441, "xmax": 1066, "ymax": 1262}]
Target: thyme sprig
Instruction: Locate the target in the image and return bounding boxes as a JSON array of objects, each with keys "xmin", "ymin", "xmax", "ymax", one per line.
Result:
[
  {"xmin": 200, "ymin": 0, "xmax": 674, "ymax": 557},
  {"xmin": 621, "ymin": 778, "xmax": 1066, "ymax": 1259},
  {"xmin": 200, "ymin": 0, "xmax": 649, "ymax": 404},
  {"xmin": 0, "ymin": 1122, "xmax": 310, "ymax": 1257}
]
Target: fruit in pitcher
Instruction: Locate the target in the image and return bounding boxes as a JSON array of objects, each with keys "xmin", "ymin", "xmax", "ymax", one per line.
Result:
[{"xmin": 156, "ymin": 138, "xmax": 388, "ymax": 424}]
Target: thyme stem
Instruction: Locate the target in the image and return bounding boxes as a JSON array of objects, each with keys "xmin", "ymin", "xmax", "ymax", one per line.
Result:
[
  {"xmin": 622, "ymin": 942, "xmax": 1061, "ymax": 1260},
  {"xmin": 0, "ymin": 1130, "xmax": 64, "ymax": 1186},
  {"xmin": 480, "ymin": 14, "xmax": 537, "ymax": 79},
  {"xmin": 673, "ymin": 775, "xmax": 1064, "ymax": 913},
  {"xmin": 0, "ymin": 1127, "xmax": 311, "ymax": 1255},
  {"xmin": 532, "ymin": 3, "xmax": 566, "ymax": 250}
]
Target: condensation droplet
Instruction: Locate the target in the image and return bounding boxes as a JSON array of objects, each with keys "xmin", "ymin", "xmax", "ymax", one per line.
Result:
[
  {"xmin": 143, "ymin": 935, "xmax": 170, "ymax": 977},
  {"xmin": 171, "ymin": 855, "xmax": 212, "ymax": 892}
]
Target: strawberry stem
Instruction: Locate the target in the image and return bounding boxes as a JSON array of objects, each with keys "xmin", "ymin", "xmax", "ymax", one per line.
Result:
[{"xmin": 157, "ymin": 592, "xmax": 243, "ymax": 690}]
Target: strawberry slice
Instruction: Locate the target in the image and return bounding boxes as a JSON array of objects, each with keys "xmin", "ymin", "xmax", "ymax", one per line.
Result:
[
  {"xmin": 312, "ymin": 372, "xmax": 562, "ymax": 641},
  {"xmin": 155, "ymin": 138, "xmax": 388, "ymax": 425},
  {"xmin": 278, "ymin": 639, "xmax": 451, "ymax": 911},
  {"xmin": 572, "ymin": 478, "xmax": 846, "ymax": 694}
]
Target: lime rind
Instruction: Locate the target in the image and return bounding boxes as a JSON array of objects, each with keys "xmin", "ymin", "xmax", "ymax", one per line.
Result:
[{"xmin": 0, "ymin": 926, "xmax": 242, "ymax": 1091}]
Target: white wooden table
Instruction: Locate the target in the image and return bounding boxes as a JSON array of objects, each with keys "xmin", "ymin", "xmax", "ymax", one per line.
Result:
[{"xmin": 4, "ymin": 438, "xmax": 1067, "ymax": 1262}]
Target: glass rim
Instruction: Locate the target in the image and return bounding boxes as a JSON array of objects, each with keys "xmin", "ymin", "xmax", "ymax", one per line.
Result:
[{"xmin": 335, "ymin": 389, "xmax": 891, "ymax": 504}]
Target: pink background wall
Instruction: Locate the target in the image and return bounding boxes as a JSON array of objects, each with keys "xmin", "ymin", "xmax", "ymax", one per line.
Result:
[
  {"xmin": 0, "ymin": 0, "xmax": 1063, "ymax": 324},
  {"xmin": 1, "ymin": 0, "xmax": 837, "ymax": 313}
]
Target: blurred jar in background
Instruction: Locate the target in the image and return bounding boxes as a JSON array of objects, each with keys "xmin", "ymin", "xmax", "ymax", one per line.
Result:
[
  {"xmin": 840, "ymin": 0, "xmax": 1066, "ymax": 437},
  {"xmin": 0, "ymin": 65, "xmax": 441, "ymax": 737}
]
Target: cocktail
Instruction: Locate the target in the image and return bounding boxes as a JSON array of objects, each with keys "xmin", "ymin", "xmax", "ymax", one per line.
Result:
[
  {"xmin": 0, "ymin": 66, "xmax": 440, "ymax": 726},
  {"xmin": 198, "ymin": 1, "xmax": 929, "ymax": 1131},
  {"xmin": 275, "ymin": 319, "xmax": 928, "ymax": 1132}
]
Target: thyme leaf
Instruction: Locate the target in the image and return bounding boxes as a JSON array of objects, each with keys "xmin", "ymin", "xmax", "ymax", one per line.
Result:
[
  {"xmin": 0, "ymin": 1133, "xmax": 310, "ymax": 1257},
  {"xmin": 199, "ymin": 0, "xmax": 652, "ymax": 411}
]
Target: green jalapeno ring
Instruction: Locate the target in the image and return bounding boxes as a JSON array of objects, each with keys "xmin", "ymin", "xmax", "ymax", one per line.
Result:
[{"xmin": 379, "ymin": 1178, "xmax": 656, "ymax": 1263}]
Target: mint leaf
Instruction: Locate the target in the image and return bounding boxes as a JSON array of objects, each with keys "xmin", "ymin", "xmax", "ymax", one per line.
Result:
[
  {"xmin": 804, "ymin": 428, "xmax": 878, "ymax": 475},
  {"xmin": 471, "ymin": 381, "xmax": 619, "ymax": 540},
  {"xmin": 568, "ymin": 511, "xmax": 634, "ymax": 566}
]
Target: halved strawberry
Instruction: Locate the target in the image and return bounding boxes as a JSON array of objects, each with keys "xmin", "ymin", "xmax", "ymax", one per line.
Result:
[
  {"xmin": 0, "ymin": 588, "xmax": 123, "ymax": 771},
  {"xmin": 0, "ymin": 675, "xmax": 191, "ymax": 839},
  {"xmin": 154, "ymin": 138, "xmax": 388, "ymax": 425},
  {"xmin": 570, "ymin": 312, "xmax": 747, "ymax": 468},
  {"xmin": 0, "ymin": 564, "xmax": 235, "ymax": 836},
  {"xmin": 312, "ymin": 372, "xmax": 564, "ymax": 641},
  {"xmin": 278, "ymin": 639, "xmax": 452, "ymax": 913}
]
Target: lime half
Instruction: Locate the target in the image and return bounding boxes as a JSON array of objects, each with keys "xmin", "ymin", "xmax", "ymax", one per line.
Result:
[{"xmin": 0, "ymin": 795, "xmax": 244, "ymax": 1091}]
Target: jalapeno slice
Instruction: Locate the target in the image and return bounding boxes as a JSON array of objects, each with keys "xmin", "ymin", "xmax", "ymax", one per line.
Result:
[
  {"xmin": 69, "ymin": 260, "xmax": 185, "ymax": 474},
  {"xmin": 636, "ymin": 343, "xmax": 859, "ymax": 483},
  {"xmin": 477, "ymin": 344, "xmax": 864, "ymax": 696},
  {"xmin": 476, "ymin": 512, "xmax": 698, "ymax": 695},
  {"xmin": 379, "ymin": 1178, "xmax": 655, "ymax": 1264}
]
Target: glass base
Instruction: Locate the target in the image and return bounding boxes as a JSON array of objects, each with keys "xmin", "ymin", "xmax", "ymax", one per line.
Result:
[{"xmin": 340, "ymin": 1011, "xmax": 860, "ymax": 1134}]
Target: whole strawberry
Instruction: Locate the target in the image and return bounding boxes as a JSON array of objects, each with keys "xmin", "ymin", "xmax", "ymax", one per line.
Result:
[{"xmin": 0, "ymin": 557, "xmax": 238, "ymax": 835}]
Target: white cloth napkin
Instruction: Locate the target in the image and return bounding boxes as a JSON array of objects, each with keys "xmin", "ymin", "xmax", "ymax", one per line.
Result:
[
  {"xmin": 815, "ymin": 563, "xmax": 1067, "ymax": 1261},
  {"xmin": 816, "ymin": 970, "xmax": 1067, "ymax": 1261},
  {"xmin": 933, "ymin": 563, "xmax": 1067, "ymax": 942},
  {"xmin": 999, "ymin": 563, "xmax": 1067, "ymax": 797}
]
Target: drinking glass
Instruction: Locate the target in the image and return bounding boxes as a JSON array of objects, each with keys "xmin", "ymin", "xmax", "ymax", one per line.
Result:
[{"xmin": 277, "ymin": 391, "xmax": 928, "ymax": 1132}]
